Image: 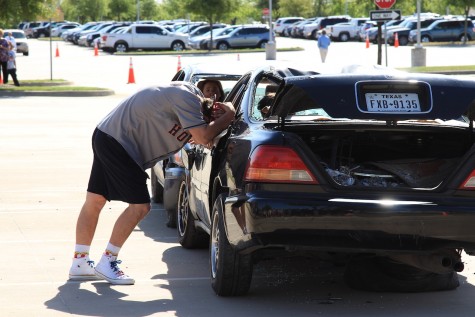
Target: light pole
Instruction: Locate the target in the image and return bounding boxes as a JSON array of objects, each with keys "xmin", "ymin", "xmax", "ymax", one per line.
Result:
[
  {"xmin": 411, "ymin": 0, "xmax": 426, "ymax": 66},
  {"xmin": 265, "ymin": 0, "xmax": 276, "ymax": 60},
  {"xmin": 137, "ymin": 0, "xmax": 140, "ymax": 22}
]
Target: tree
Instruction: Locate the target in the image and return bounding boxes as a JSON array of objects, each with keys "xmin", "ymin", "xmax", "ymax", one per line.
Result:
[
  {"xmin": 140, "ymin": 0, "xmax": 160, "ymax": 20},
  {"xmin": 184, "ymin": 0, "xmax": 237, "ymax": 50},
  {"xmin": 0, "ymin": 0, "xmax": 57, "ymax": 28},
  {"xmin": 451, "ymin": 0, "xmax": 475, "ymax": 44},
  {"xmin": 109, "ymin": 0, "xmax": 134, "ymax": 21},
  {"xmin": 279, "ymin": 0, "xmax": 313, "ymax": 17}
]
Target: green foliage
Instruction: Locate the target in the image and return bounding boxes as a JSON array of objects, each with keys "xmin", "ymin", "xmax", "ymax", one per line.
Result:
[
  {"xmin": 109, "ymin": 0, "xmax": 134, "ymax": 21},
  {"xmin": 5, "ymin": 0, "xmax": 475, "ymax": 28},
  {"xmin": 140, "ymin": 0, "xmax": 160, "ymax": 20},
  {"xmin": 279, "ymin": 0, "xmax": 313, "ymax": 17},
  {"xmin": 0, "ymin": 0, "xmax": 56, "ymax": 28}
]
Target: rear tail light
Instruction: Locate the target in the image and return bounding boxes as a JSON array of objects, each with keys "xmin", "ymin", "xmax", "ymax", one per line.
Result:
[
  {"xmin": 459, "ymin": 170, "xmax": 475, "ymax": 189},
  {"xmin": 102, "ymin": 35, "xmax": 107, "ymax": 41},
  {"xmin": 244, "ymin": 145, "xmax": 318, "ymax": 184}
]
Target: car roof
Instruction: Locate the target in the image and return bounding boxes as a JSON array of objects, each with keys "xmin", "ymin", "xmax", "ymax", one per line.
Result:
[{"xmin": 269, "ymin": 71, "xmax": 475, "ymax": 120}]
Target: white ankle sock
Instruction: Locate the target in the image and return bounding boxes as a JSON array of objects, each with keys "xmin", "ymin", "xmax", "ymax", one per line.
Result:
[{"xmin": 74, "ymin": 244, "xmax": 91, "ymax": 259}]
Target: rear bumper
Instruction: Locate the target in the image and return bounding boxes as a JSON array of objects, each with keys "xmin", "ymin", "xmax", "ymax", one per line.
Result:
[{"xmin": 223, "ymin": 192, "xmax": 475, "ymax": 255}]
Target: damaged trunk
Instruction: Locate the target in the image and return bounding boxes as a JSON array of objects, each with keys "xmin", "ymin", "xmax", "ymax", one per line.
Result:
[{"xmin": 288, "ymin": 125, "xmax": 474, "ymax": 189}]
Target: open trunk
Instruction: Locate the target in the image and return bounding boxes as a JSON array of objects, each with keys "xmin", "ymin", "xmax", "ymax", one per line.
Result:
[{"xmin": 285, "ymin": 124, "xmax": 475, "ymax": 189}]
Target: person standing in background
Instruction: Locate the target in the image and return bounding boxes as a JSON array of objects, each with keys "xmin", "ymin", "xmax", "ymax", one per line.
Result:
[
  {"xmin": 7, "ymin": 41, "xmax": 20, "ymax": 86},
  {"xmin": 0, "ymin": 29, "xmax": 10, "ymax": 83},
  {"xmin": 317, "ymin": 30, "xmax": 331, "ymax": 63},
  {"xmin": 5, "ymin": 31, "xmax": 16, "ymax": 51}
]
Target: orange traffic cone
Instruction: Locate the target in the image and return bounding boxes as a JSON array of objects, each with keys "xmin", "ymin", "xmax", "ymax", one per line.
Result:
[
  {"xmin": 94, "ymin": 42, "xmax": 99, "ymax": 56},
  {"xmin": 0, "ymin": 72, "xmax": 2, "ymax": 85},
  {"xmin": 127, "ymin": 57, "xmax": 135, "ymax": 84},
  {"xmin": 365, "ymin": 35, "xmax": 370, "ymax": 48},
  {"xmin": 177, "ymin": 55, "xmax": 182, "ymax": 72},
  {"xmin": 55, "ymin": 43, "xmax": 60, "ymax": 57},
  {"xmin": 394, "ymin": 32, "xmax": 399, "ymax": 48}
]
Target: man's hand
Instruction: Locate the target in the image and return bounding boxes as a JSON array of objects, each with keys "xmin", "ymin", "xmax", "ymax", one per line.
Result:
[
  {"xmin": 188, "ymin": 102, "xmax": 235, "ymax": 146},
  {"xmin": 212, "ymin": 102, "xmax": 234, "ymax": 120}
]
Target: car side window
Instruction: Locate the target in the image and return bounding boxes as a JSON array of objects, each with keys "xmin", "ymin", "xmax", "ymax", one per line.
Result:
[
  {"xmin": 225, "ymin": 74, "xmax": 251, "ymax": 116},
  {"xmin": 251, "ymin": 77, "xmax": 280, "ymax": 121}
]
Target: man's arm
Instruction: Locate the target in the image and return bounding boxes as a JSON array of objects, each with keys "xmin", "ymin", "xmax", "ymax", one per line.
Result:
[{"xmin": 188, "ymin": 102, "xmax": 235, "ymax": 145}]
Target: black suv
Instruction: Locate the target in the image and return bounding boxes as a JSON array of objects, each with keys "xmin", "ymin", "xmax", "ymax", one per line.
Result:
[{"xmin": 409, "ymin": 19, "xmax": 475, "ymax": 43}]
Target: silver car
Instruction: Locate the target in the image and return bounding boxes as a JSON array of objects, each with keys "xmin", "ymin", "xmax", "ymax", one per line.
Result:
[{"xmin": 209, "ymin": 24, "xmax": 270, "ymax": 50}]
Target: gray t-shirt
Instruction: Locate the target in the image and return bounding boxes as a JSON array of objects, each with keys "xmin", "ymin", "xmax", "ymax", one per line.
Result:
[{"xmin": 97, "ymin": 82, "xmax": 206, "ymax": 170}]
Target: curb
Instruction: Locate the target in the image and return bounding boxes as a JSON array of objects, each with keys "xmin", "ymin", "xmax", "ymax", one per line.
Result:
[{"xmin": 0, "ymin": 89, "xmax": 115, "ymax": 97}]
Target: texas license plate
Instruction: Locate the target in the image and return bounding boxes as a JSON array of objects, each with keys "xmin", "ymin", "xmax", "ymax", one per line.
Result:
[{"xmin": 365, "ymin": 93, "xmax": 421, "ymax": 112}]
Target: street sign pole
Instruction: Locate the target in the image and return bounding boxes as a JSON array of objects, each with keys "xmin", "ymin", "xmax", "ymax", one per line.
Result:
[
  {"xmin": 265, "ymin": 1, "xmax": 276, "ymax": 60},
  {"xmin": 411, "ymin": 0, "xmax": 426, "ymax": 66}
]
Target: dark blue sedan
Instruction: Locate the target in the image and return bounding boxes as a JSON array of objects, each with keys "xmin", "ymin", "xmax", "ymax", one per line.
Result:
[{"xmin": 177, "ymin": 64, "xmax": 475, "ymax": 296}]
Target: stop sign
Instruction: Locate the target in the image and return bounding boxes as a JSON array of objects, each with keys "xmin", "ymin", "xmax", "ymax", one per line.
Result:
[{"xmin": 374, "ymin": 0, "xmax": 396, "ymax": 9}]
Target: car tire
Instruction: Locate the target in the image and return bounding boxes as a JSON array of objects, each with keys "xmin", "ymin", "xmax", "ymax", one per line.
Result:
[
  {"xmin": 399, "ymin": 35, "xmax": 408, "ymax": 46},
  {"xmin": 150, "ymin": 168, "xmax": 164, "ymax": 203},
  {"xmin": 257, "ymin": 40, "xmax": 268, "ymax": 49},
  {"xmin": 163, "ymin": 172, "xmax": 184, "ymax": 228},
  {"xmin": 311, "ymin": 30, "xmax": 318, "ymax": 40},
  {"xmin": 459, "ymin": 34, "xmax": 470, "ymax": 42},
  {"xmin": 171, "ymin": 41, "xmax": 185, "ymax": 51},
  {"xmin": 421, "ymin": 35, "xmax": 430, "ymax": 43},
  {"xmin": 217, "ymin": 42, "xmax": 229, "ymax": 50},
  {"xmin": 114, "ymin": 42, "xmax": 128, "ymax": 53},
  {"xmin": 210, "ymin": 194, "xmax": 253, "ymax": 296},
  {"xmin": 344, "ymin": 255, "xmax": 460, "ymax": 292},
  {"xmin": 23, "ymin": 52, "xmax": 29, "ymax": 56},
  {"xmin": 177, "ymin": 179, "xmax": 208, "ymax": 249},
  {"xmin": 339, "ymin": 32, "xmax": 350, "ymax": 42}
]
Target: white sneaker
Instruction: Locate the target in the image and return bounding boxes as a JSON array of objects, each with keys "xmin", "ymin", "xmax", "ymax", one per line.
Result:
[
  {"xmin": 69, "ymin": 257, "xmax": 101, "ymax": 281},
  {"xmin": 95, "ymin": 259, "xmax": 135, "ymax": 285}
]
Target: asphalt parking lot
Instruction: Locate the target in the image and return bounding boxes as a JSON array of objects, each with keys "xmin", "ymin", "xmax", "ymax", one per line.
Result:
[{"xmin": 2, "ymin": 38, "xmax": 475, "ymax": 317}]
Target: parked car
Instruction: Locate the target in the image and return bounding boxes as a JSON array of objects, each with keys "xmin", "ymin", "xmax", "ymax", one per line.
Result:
[
  {"xmin": 23, "ymin": 21, "xmax": 43, "ymax": 38},
  {"xmin": 101, "ymin": 23, "xmax": 190, "ymax": 52},
  {"xmin": 324, "ymin": 17, "xmax": 369, "ymax": 42},
  {"xmin": 84, "ymin": 22, "xmax": 131, "ymax": 47},
  {"xmin": 384, "ymin": 18, "xmax": 441, "ymax": 46},
  {"xmin": 409, "ymin": 19, "xmax": 475, "ymax": 43},
  {"xmin": 4, "ymin": 29, "xmax": 29, "ymax": 56},
  {"xmin": 96, "ymin": 26, "xmax": 128, "ymax": 49},
  {"xmin": 175, "ymin": 63, "xmax": 475, "ymax": 296},
  {"xmin": 290, "ymin": 18, "xmax": 317, "ymax": 38},
  {"xmin": 72, "ymin": 22, "xmax": 114, "ymax": 45},
  {"xmin": 62, "ymin": 22, "xmax": 99, "ymax": 42},
  {"xmin": 364, "ymin": 19, "xmax": 405, "ymax": 44},
  {"xmin": 274, "ymin": 17, "xmax": 304, "ymax": 36},
  {"xmin": 51, "ymin": 23, "xmax": 81, "ymax": 37},
  {"xmin": 357, "ymin": 21, "xmax": 377, "ymax": 41},
  {"xmin": 188, "ymin": 26, "xmax": 239, "ymax": 50},
  {"xmin": 208, "ymin": 24, "xmax": 270, "ymax": 50},
  {"xmin": 303, "ymin": 16, "xmax": 351, "ymax": 39},
  {"xmin": 188, "ymin": 23, "xmax": 228, "ymax": 39},
  {"xmin": 151, "ymin": 62, "xmax": 251, "ymax": 227}
]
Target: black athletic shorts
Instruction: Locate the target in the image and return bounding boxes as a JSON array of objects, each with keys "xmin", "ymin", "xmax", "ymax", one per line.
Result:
[{"xmin": 87, "ymin": 128, "xmax": 151, "ymax": 204}]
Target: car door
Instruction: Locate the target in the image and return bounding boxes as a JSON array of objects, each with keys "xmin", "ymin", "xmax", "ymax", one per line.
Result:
[
  {"xmin": 432, "ymin": 22, "xmax": 451, "ymax": 41},
  {"xmin": 243, "ymin": 28, "xmax": 263, "ymax": 47},
  {"xmin": 231, "ymin": 28, "xmax": 250, "ymax": 47},
  {"xmin": 135, "ymin": 25, "xmax": 167, "ymax": 49},
  {"xmin": 186, "ymin": 143, "xmax": 208, "ymax": 225}
]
